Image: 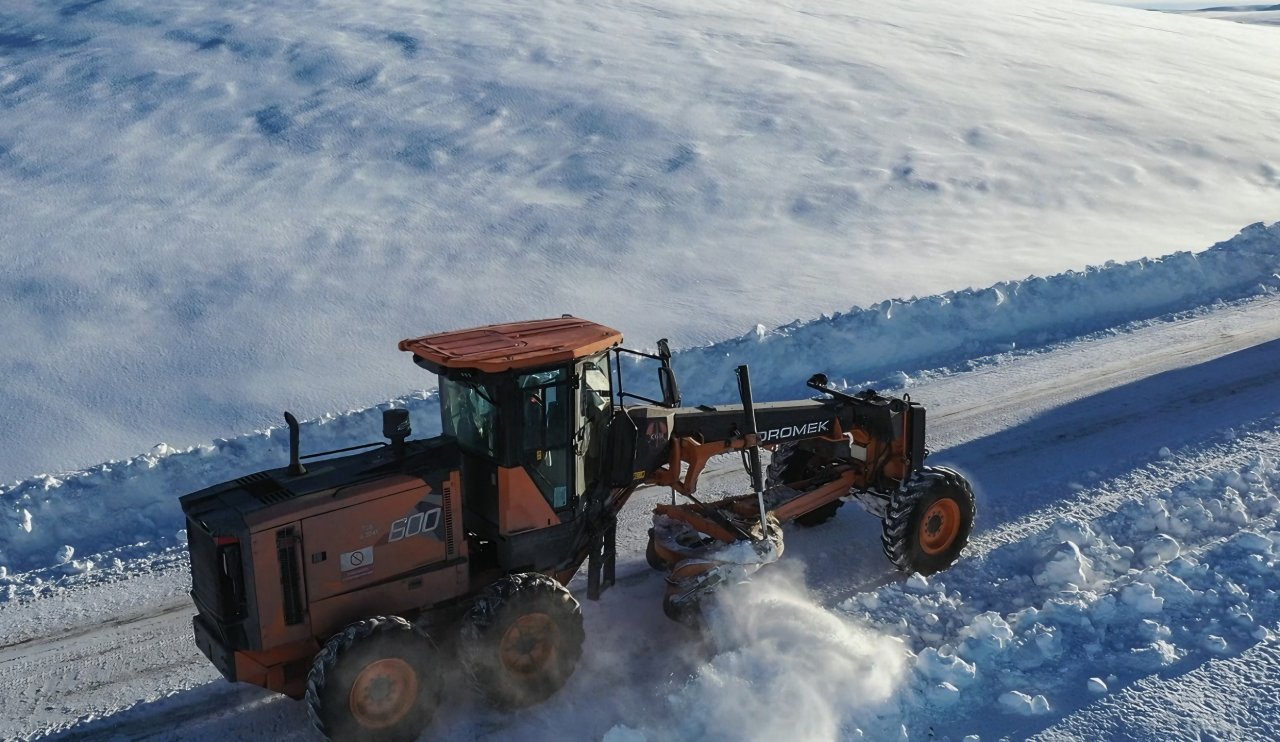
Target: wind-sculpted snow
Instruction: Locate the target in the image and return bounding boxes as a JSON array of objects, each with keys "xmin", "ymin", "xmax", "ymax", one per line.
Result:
[
  {"xmin": 5, "ymin": 0, "xmax": 1280, "ymax": 484},
  {"xmin": 675, "ymin": 222, "xmax": 1280, "ymax": 403}
]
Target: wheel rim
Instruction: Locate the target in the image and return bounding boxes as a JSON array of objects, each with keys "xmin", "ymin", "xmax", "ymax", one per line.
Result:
[
  {"xmin": 919, "ymin": 498, "xmax": 962, "ymax": 555},
  {"xmin": 499, "ymin": 613, "xmax": 559, "ymax": 678},
  {"xmin": 349, "ymin": 657, "xmax": 419, "ymax": 729}
]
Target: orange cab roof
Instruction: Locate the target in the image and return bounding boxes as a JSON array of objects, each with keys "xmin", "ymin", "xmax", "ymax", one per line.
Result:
[{"xmin": 399, "ymin": 316, "xmax": 623, "ymax": 373}]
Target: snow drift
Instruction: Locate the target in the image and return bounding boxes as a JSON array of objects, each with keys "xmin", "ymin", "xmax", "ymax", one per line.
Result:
[{"xmin": 676, "ymin": 222, "xmax": 1280, "ymax": 403}]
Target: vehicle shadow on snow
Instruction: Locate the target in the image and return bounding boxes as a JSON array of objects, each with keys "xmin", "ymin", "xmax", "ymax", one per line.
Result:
[
  {"xmin": 933, "ymin": 338, "xmax": 1280, "ymax": 530},
  {"xmin": 41, "ymin": 681, "xmax": 311, "ymax": 742}
]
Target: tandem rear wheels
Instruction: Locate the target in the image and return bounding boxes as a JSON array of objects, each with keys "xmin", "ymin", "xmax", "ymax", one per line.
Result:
[
  {"xmin": 459, "ymin": 572, "xmax": 586, "ymax": 709},
  {"xmin": 305, "ymin": 573, "xmax": 585, "ymax": 741},
  {"xmin": 305, "ymin": 616, "xmax": 441, "ymax": 742}
]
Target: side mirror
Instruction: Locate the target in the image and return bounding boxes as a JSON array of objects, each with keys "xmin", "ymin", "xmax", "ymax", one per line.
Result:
[{"xmin": 658, "ymin": 366, "xmax": 681, "ymax": 408}]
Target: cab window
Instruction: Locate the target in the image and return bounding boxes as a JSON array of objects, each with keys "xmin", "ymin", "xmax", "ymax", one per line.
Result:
[
  {"xmin": 440, "ymin": 378, "xmax": 499, "ymax": 458},
  {"xmin": 518, "ymin": 368, "xmax": 572, "ymax": 508}
]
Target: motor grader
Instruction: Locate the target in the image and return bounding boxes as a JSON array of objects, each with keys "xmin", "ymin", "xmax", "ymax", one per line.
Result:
[{"xmin": 180, "ymin": 316, "xmax": 975, "ymax": 741}]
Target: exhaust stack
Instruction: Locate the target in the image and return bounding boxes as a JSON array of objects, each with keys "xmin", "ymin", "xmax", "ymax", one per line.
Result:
[{"xmin": 284, "ymin": 411, "xmax": 307, "ymax": 476}]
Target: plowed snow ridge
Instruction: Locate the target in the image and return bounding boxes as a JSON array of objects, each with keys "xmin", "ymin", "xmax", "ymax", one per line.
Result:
[{"xmin": 3, "ymin": 223, "xmax": 1279, "ymax": 584}]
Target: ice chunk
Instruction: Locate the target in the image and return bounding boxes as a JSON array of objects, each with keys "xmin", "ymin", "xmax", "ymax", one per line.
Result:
[
  {"xmin": 924, "ymin": 681, "xmax": 960, "ymax": 706},
  {"xmin": 999, "ymin": 690, "xmax": 1040, "ymax": 715},
  {"xmin": 1138, "ymin": 619, "xmax": 1171, "ymax": 641},
  {"xmin": 1121, "ymin": 582, "xmax": 1165, "ymax": 614},
  {"xmin": 55, "ymin": 545, "xmax": 74, "ymax": 564},
  {"xmin": 916, "ymin": 647, "xmax": 977, "ymax": 688},
  {"xmin": 1087, "ymin": 677, "xmax": 1108, "ymax": 694},
  {"xmin": 1052, "ymin": 519, "xmax": 1095, "ymax": 546},
  {"xmin": 1205, "ymin": 635, "xmax": 1228, "ymax": 654},
  {"xmin": 1140, "ymin": 534, "xmax": 1181, "ymax": 566},
  {"xmin": 1034, "ymin": 541, "xmax": 1093, "ymax": 590},
  {"xmin": 959, "ymin": 612, "xmax": 1015, "ymax": 661},
  {"xmin": 1235, "ymin": 531, "xmax": 1274, "ymax": 554}
]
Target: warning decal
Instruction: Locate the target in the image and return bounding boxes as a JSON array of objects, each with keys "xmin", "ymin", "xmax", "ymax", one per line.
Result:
[{"xmin": 340, "ymin": 546, "xmax": 374, "ymax": 580}]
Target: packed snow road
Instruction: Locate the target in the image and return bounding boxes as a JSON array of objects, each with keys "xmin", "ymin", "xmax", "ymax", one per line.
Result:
[{"xmin": 3, "ymin": 294, "xmax": 1280, "ymax": 741}]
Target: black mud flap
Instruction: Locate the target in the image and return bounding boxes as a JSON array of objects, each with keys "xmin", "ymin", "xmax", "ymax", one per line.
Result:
[{"xmin": 193, "ymin": 614, "xmax": 237, "ymax": 683}]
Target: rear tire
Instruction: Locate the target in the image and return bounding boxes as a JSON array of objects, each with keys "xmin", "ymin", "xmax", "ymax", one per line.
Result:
[
  {"xmin": 881, "ymin": 467, "xmax": 975, "ymax": 575},
  {"xmin": 305, "ymin": 616, "xmax": 440, "ymax": 742},
  {"xmin": 767, "ymin": 443, "xmax": 843, "ymax": 527},
  {"xmin": 460, "ymin": 573, "xmax": 585, "ymax": 709}
]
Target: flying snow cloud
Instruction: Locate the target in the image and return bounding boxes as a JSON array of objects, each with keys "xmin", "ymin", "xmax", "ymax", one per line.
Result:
[{"xmin": 606, "ymin": 564, "xmax": 910, "ymax": 742}]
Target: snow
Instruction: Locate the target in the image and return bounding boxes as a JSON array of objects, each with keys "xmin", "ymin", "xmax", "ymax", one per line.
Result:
[
  {"xmin": 4, "ymin": 0, "xmax": 1280, "ymax": 740},
  {"xmin": 6, "ymin": 229, "xmax": 1279, "ymax": 586},
  {"xmin": 1102, "ymin": 2, "xmax": 1280, "ymax": 26},
  {"xmin": 631, "ymin": 570, "xmax": 910, "ymax": 741},
  {"xmin": 5, "ymin": 0, "xmax": 1280, "ymax": 484},
  {"xmin": 7, "ymin": 285, "xmax": 1280, "ymax": 739},
  {"xmin": 675, "ymin": 222, "xmax": 1280, "ymax": 403}
]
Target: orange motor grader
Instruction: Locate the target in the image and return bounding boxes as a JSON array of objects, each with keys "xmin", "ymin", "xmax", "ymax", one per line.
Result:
[{"xmin": 180, "ymin": 316, "xmax": 974, "ymax": 741}]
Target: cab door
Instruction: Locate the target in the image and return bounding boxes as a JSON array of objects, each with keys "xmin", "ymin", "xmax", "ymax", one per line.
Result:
[
  {"xmin": 575, "ymin": 354, "xmax": 613, "ymax": 500},
  {"xmin": 517, "ymin": 367, "xmax": 574, "ymax": 511}
]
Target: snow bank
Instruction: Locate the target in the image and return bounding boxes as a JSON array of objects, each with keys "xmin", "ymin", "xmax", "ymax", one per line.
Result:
[
  {"xmin": 674, "ymin": 222, "xmax": 1280, "ymax": 403},
  {"xmin": 837, "ymin": 448, "xmax": 1280, "ymax": 738},
  {"xmin": 0, "ymin": 392, "xmax": 439, "ymax": 591}
]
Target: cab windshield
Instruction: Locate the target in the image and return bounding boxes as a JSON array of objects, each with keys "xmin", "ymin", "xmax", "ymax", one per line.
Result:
[{"xmin": 440, "ymin": 377, "xmax": 499, "ymax": 458}]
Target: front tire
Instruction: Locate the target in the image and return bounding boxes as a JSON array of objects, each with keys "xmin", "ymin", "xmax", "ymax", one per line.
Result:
[
  {"xmin": 305, "ymin": 616, "xmax": 440, "ymax": 742},
  {"xmin": 881, "ymin": 467, "xmax": 975, "ymax": 575},
  {"xmin": 460, "ymin": 573, "xmax": 585, "ymax": 709}
]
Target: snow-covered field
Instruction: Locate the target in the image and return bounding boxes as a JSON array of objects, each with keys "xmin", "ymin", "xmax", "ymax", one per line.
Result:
[
  {"xmin": 1106, "ymin": 1, "xmax": 1280, "ymax": 26},
  {"xmin": 5, "ymin": 0, "xmax": 1280, "ymax": 483},
  {"xmin": 4, "ymin": 0, "xmax": 1280, "ymax": 740}
]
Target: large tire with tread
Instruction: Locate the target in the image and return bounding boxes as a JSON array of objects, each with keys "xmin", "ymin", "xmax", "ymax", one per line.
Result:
[
  {"xmin": 460, "ymin": 573, "xmax": 585, "ymax": 709},
  {"xmin": 881, "ymin": 466, "xmax": 975, "ymax": 575},
  {"xmin": 767, "ymin": 443, "xmax": 843, "ymax": 527},
  {"xmin": 305, "ymin": 615, "xmax": 440, "ymax": 742}
]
